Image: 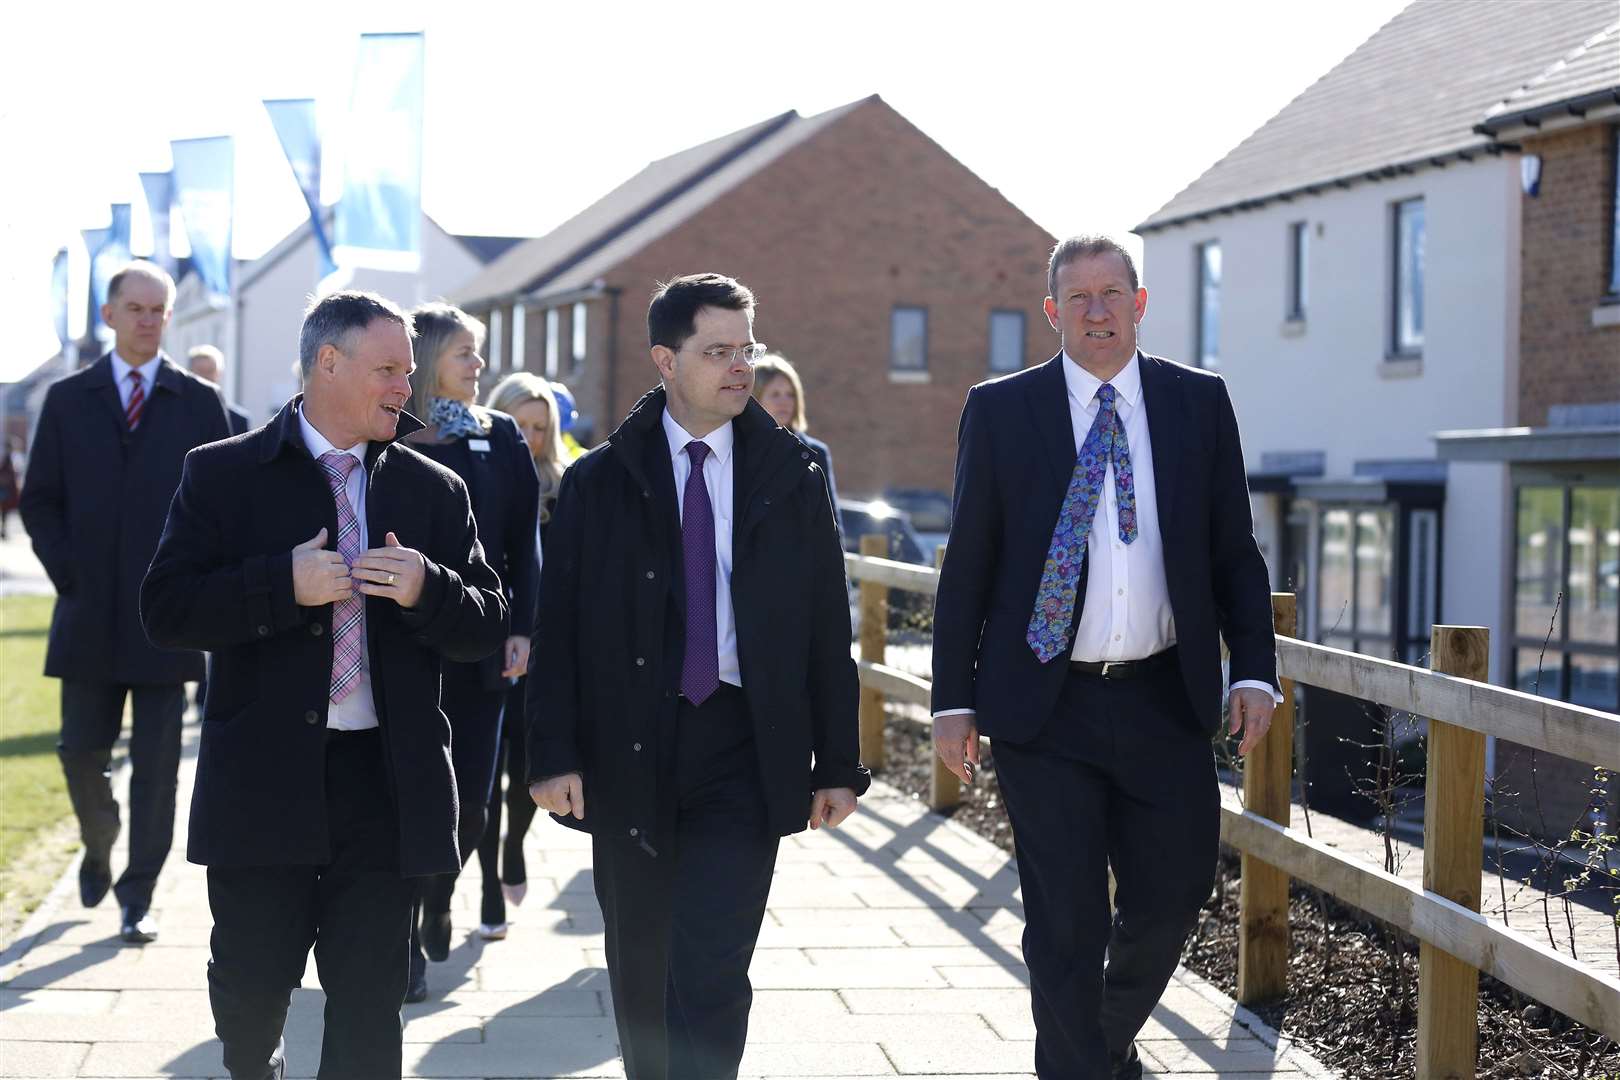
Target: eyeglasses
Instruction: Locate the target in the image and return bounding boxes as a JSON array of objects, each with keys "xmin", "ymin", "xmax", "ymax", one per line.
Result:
[{"xmin": 685, "ymin": 342, "xmax": 768, "ymax": 365}]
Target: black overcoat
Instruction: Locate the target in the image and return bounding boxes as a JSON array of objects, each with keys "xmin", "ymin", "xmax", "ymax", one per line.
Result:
[
  {"xmin": 140, "ymin": 397, "xmax": 509, "ymax": 877},
  {"xmin": 526, "ymin": 389, "xmax": 869, "ymax": 851},
  {"xmin": 20, "ymin": 353, "xmax": 231, "ymax": 685}
]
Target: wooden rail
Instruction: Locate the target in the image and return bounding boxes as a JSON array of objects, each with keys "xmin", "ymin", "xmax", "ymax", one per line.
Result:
[{"xmin": 844, "ymin": 547, "xmax": 1620, "ymax": 1072}]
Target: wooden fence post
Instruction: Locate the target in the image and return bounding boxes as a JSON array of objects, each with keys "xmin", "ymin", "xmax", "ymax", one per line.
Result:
[
  {"xmin": 1416, "ymin": 625, "xmax": 1491, "ymax": 1080},
  {"xmin": 858, "ymin": 534, "xmax": 888, "ymax": 770},
  {"xmin": 928, "ymin": 544, "xmax": 960, "ymax": 812},
  {"xmin": 1238, "ymin": 593, "xmax": 1297, "ymax": 1004}
]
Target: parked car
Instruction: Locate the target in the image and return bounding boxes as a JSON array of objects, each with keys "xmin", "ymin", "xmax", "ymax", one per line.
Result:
[
  {"xmin": 837, "ymin": 497, "xmax": 932, "ymax": 635},
  {"xmin": 882, "ymin": 487, "xmax": 951, "ymax": 561}
]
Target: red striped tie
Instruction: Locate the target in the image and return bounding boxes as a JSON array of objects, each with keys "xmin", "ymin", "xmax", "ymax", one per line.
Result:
[{"xmin": 125, "ymin": 370, "xmax": 146, "ymax": 430}]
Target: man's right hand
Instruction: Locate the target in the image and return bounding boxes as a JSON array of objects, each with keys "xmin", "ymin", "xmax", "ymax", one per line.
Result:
[
  {"xmin": 291, "ymin": 528, "xmax": 352, "ymax": 607},
  {"xmin": 530, "ymin": 773, "xmax": 585, "ymax": 819},
  {"xmin": 932, "ymin": 711, "xmax": 981, "ymax": 785}
]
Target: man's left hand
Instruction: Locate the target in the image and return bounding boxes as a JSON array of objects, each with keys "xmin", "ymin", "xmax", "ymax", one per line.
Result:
[
  {"xmin": 1228, "ymin": 687, "xmax": 1277, "ymax": 757},
  {"xmin": 808, "ymin": 788, "xmax": 857, "ymax": 830},
  {"xmin": 502, "ymin": 635, "xmax": 531, "ymax": 678},
  {"xmin": 352, "ymin": 531, "xmax": 427, "ymax": 608}
]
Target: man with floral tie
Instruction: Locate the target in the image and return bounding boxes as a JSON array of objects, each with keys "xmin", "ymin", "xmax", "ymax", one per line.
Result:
[
  {"xmin": 528, "ymin": 273, "xmax": 868, "ymax": 1080},
  {"xmin": 931, "ymin": 236, "xmax": 1281, "ymax": 1079},
  {"xmin": 142, "ymin": 290, "xmax": 507, "ymax": 1080}
]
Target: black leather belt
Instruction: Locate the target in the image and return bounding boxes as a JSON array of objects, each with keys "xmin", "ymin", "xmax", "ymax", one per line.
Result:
[{"xmin": 1069, "ymin": 646, "xmax": 1178, "ymax": 680}]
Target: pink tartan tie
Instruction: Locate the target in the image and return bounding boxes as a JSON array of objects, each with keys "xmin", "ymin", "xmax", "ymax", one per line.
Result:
[{"xmin": 318, "ymin": 451, "xmax": 365, "ymax": 703}]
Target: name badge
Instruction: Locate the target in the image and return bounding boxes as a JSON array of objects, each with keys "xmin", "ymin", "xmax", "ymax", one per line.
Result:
[{"xmin": 468, "ymin": 439, "xmax": 492, "ymax": 453}]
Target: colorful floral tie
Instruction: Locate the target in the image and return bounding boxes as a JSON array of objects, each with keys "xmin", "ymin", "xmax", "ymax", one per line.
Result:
[
  {"xmin": 319, "ymin": 451, "xmax": 365, "ymax": 703},
  {"xmin": 1026, "ymin": 384, "xmax": 1138, "ymax": 662}
]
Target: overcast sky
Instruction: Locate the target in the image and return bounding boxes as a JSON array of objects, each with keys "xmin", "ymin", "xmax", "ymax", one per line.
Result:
[{"xmin": 3, "ymin": 0, "xmax": 1411, "ymax": 378}]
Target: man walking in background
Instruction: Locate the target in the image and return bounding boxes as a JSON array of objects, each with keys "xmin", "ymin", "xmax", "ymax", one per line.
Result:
[
  {"xmin": 188, "ymin": 345, "xmax": 253, "ymax": 435},
  {"xmin": 20, "ymin": 260, "xmax": 231, "ymax": 944},
  {"xmin": 931, "ymin": 236, "xmax": 1280, "ymax": 1078}
]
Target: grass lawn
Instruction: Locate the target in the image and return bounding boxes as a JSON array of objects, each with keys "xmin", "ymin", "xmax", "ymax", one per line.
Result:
[{"xmin": 0, "ymin": 595, "xmax": 73, "ymax": 924}]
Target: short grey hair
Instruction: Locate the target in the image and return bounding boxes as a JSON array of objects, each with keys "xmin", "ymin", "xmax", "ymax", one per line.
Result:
[
  {"xmin": 1047, "ymin": 234, "xmax": 1140, "ymax": 300},
  {"xmin": 107, "ymin": 260, "xmax": 177, "ymax": 307},
  {"xmin": 298, "ymin": 290, "xmax": 413, "ymax": 374},
  {"xmin": 187, "ymin": 344, "xmax": 224, "ymax": 370}
]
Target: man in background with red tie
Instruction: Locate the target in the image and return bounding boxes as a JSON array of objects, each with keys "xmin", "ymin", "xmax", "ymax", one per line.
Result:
[
  {"xmin": 528, "ymin": 273, "xmax": 868, "ymax": 1080},
  {"xmin": 142, "ymin": 290, "xmax": 507, "ymax": 1080},
  {"xmin": 21, "ymin": 260, "xmax": 230, "ymax": 945},
  {"xmin": 931, "ymin": 236, "xmax": 1281, "ymax": 1079}
]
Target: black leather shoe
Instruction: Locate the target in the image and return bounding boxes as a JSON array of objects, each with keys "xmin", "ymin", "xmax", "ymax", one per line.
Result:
[
  {"xmin": 404, "ymin": 950, "xmax": 428, "ymax": 1003},
  {"xmin": 421, "ymin": 910, "xmax": 452, "ymax": 962},
  {"xmin": 1110, "ymin": 1043, "xmax": 1143, "ymax": 1080},
  {"xmin": 119, "ymin": 904, "xmax": 157, "ymax": 945},
  {"xmin": 78, "ymin": 854, "xmax": 112, "ymax": 908}
]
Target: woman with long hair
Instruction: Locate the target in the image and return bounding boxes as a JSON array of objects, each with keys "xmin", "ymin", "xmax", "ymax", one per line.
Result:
[
  {"xmin": 474, "ymin": 371, "xmax": 570, "ymax": 939},
  {"xmin": 753, "ymin": 354, "xmax": 839, "ymax": 513},
  {"xmin": 402, "ymin": 303, "xmax": 541, "ymax": 1002}
]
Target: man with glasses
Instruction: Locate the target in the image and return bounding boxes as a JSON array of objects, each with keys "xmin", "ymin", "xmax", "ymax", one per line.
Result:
[{"xmin": 528, "ymin": 273, "xmax": 868, "ymax": 1079}]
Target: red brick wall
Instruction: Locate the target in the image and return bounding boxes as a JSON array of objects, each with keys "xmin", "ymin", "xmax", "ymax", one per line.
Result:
[
  {"xmin": 593, "ymin": 97, "xmax": 1056, "ymax": 497},
  {"xmin": 1518, "ymin": 124, "xmax": 1620, "ymax": 424}
]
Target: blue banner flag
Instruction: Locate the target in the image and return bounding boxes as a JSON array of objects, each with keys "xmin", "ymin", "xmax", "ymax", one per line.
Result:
[
  {"xmin": 264, "ymin": 98, "xmax": 336, "ymax": 281},
  {"xmin": 335, "ymin": 32, "xmax": 424, "ymax": 271},
  {"xmin": 171, "ymin": 136, "xmax": 235, "ymax": 299},
  {"xmin": 51, "ymin": 248, "xmax": 70, "ymax": 346},
  {"xmin": 84, "ymin": 205, "xmax": 132, "ymax": 344},
  {"xmin": 138, "ymin": 171, "xmax": 175, "ymax": 272}
]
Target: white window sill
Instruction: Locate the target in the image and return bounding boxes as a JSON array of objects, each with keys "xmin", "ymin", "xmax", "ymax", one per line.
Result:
[
  {"xmin": 1591, "ymin": 304, "xmax": 1620, "ymax": 328},
  {"xmin": 1379, "ymin": 356, "xmax": 1423, "ymax": 379},
  {"xmin": 888, "ymin": 370, "xmax": 931, "ymax": 384},
  {"xmin": 1280, "ymin": 319, "xmax": 1306, "ymax": 338}
]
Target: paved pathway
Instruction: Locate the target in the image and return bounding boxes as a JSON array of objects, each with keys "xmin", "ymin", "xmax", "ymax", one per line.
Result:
[{"xmin": 2, "ymin": 724, "xmax": 1333, "ymax": 1078}]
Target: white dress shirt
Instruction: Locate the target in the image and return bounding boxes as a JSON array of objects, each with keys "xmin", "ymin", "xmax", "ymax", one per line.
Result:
[
  {"xmin": 298, "ymin": 406, "xmax": 380, "ymax": 731},
  {"xmin": 933, "ymin": 351, "xmax": 1275, "ymax": 717},
  {"xmin": 663, "ymin": 409, "xmax": 741, "ymax": 689},
  {"xmin": 110, "ymin": 351, "xmax": 162, "ymax": 411}
]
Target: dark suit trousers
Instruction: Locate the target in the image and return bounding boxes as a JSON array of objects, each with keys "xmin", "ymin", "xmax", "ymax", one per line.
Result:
[
  {"xmin": 593, "ymin": 684, "xmax": 779, "ymax": 1080},
  {"xmin": 475, "ymin": 676, "xmax": 538, "ymax": 927},
  {"xmin": 206, "ymin": 729, "xmax": 412, "ymax": 1080},
  {"xmin": 992, "ymin": 664, "xmax": 1219, "ymax": 1079},
  {"xmin": 57, "ymin": 680, "xmax": 184, "ymax": 909}
]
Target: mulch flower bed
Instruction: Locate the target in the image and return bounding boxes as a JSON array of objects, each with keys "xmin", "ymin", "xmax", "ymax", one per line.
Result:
[{"xmin": 877, "ymin": 715, "xmax": 1620, "ymax": 1079}]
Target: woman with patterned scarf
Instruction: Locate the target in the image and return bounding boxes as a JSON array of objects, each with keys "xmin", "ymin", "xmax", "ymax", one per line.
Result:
[{"xmin": 401, "ymin": 302, "xmax": 541, "ymax": 1003}]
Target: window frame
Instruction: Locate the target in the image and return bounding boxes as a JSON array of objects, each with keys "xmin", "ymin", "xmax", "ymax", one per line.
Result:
[
  {"xmin": 571, "ymin": 301, "xmax": 588, "ymax": 369},
  {"xmin": 1286, "ymin": 221, "xmax": 1308, "ymax": 322},
  {"xmin": 889, "ymin": 305, "xmax": 929, "ymax": 379},
  {"xmin": 544, "ymin": 307, "xmax": 560, "ymax": 379},
  {"xmin": 1391, "ymin": 197, "xmax": 1425, "ymax": 357},
  {"xmin": 987, "ymin": 309, "xmax": 1025, "ymax": 374},
  {"xmin": 1194, "ymin": 240, "xmax": 1221, "ymax": 370}
]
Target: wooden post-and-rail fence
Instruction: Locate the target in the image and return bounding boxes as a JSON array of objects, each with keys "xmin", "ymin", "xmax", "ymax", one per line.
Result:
[{"xmin": 845, "ymin": 543, "xmax": 1620, "ymax": 1080}]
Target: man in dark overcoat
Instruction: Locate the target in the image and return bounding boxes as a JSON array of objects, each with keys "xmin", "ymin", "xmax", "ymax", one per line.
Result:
[
  {"xmin": 20, "ymin": 260, "xmax": 231, "ymax": 942},
  {"xmin": 527, "ymin": 273, "xmax": 869, "ymax": 1080},
  {"xmin": 141, "ymin": 290, "xmax": 508, "ymax": 1080}
]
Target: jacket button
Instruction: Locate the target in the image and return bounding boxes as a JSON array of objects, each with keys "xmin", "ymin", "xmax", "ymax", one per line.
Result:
[
  {"xmin": 628, "ymin": 827, "xmax": 639, "ymax": 838},
  {"xmin": 635, "ymin": 657, "xmax": 645, "ymax": 667},
  {"xmin": 257, "ymin": 625, "xmax": 270, "ymax": 637},
  {"xmin": 632, "ymin": 741, "xmax": 642, "ymax": 752},
  {"xmin": 645, "ymin": 570, "xmax": 655, "ymax": 580},
  {"xmin": 801, "ymin": 451, "xmax": 810, "ymax": 460},
  {"xmin": 303, "ymin": 710, "xmax": 319, "ymax": 725},
  {"xmin": 310, "ymin": 623, "xmax": 324, "ymax": 636}
]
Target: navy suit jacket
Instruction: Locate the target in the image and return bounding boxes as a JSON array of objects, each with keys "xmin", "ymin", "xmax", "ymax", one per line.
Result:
[{"xmin": 931, "ymin": 352, "xmax": 1276, "ymax": 740}]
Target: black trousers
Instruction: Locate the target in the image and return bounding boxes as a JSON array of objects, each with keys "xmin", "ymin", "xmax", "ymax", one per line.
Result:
[
  {"xmin": 475, "ymin": 676, "xmax": 538, "ymax": 926},
  {"xmin": 992, "ymin": 663, "xmax": 1220, "ymax": 1079},
  {"xmin": 58, "ymin": 679, "xmax": 185, "ymax": 909},
  {"xmin": 206, "ymin": 729, "xmax": 412, "ymax": 1080},
  {"xmin": 593, "ymin": 684, "xmax": 779, "ymax": 1080}
]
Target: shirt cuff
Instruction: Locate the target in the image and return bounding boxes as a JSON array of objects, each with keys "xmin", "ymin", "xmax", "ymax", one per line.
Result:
[
  {"xmin": 1230, "ymin": 679, "xmax": 1284, "ymax": 705},
  {"xmin": 931, "ymin": 708, "xmax": 975, "ymax": 720}
]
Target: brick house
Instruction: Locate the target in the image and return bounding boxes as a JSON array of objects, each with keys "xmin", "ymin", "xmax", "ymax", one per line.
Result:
[
  {"xmin": 450, "ymin": 95, "xmax": 1056, "ymax": 501},
  {"xmin": 1436, "ymin": 20, "xmax": 1620, "ymax": 840}
]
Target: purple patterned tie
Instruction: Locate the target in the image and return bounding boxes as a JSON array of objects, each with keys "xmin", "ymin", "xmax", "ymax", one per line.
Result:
[
  {"xmin": 679, "ymin": 440, "xmax": 720, "ymax": 705},
  {"xmin": 318, "ymin": 451, "xmax": 365, "ymax": 703},
  {"xmin": 1026, "ymin": 383, "xmax": 1139, "ymax": 662}
]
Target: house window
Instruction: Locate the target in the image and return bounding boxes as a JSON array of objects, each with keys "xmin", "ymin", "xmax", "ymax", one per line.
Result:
[
  {"xmin": 890, "ymin": 306, "xmax": 927, "ymax": 376},
  {"xmin": 1316, "ymin": 506, "xmax": 1395, "ymax": 656},
  {"xmin": 1393, "ymin": 198, "xmax": 1425, "ymax": 355},
  {"xmin": 988, "ymin": 310, "xmax": 1024, "ymax": 373},
  {"xmin": 544, "ymin": 308, "xmax": 560, "ymax": 378},
  {"xmin": 1513, "ymin": 483, "xmax": 1620, "ymax": 710},
  {"xmin": 507, "ymin": 305, "xmax": 523, "ymax": 373},
  {"xmin": 488, "ymin": 308, "xmax": 504, "ymax": 374},
  {"xmin": 1195, "ymin": 241, "xmax": 1221, "ymax": 370},
  {"xmin": 1609, "ymin": 127, "xmax": 1620, "ymax": 295},
  {"xmin": 1287, "ymin": 222, "xmax": 1308, "ymax": 321},
  {"xmin": 572, "ymin": 301, "xmax": 588, "ymax": 369}
]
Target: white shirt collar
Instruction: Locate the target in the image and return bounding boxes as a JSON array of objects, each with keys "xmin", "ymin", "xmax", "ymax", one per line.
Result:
[
  {"xmin": 662, "ymin": 408, "xmax": 735, "ymax": 468},
  {"xmin": 297, "ymin": 403, "xmax": 368, "ymax": 463},
  {"xmin": 110, "ymin": 349, "xmax": 163, "ymax": 386},
  {"xmin": 1060, "ymin": 349, "xmax": 1143, "ymax": 412}
]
